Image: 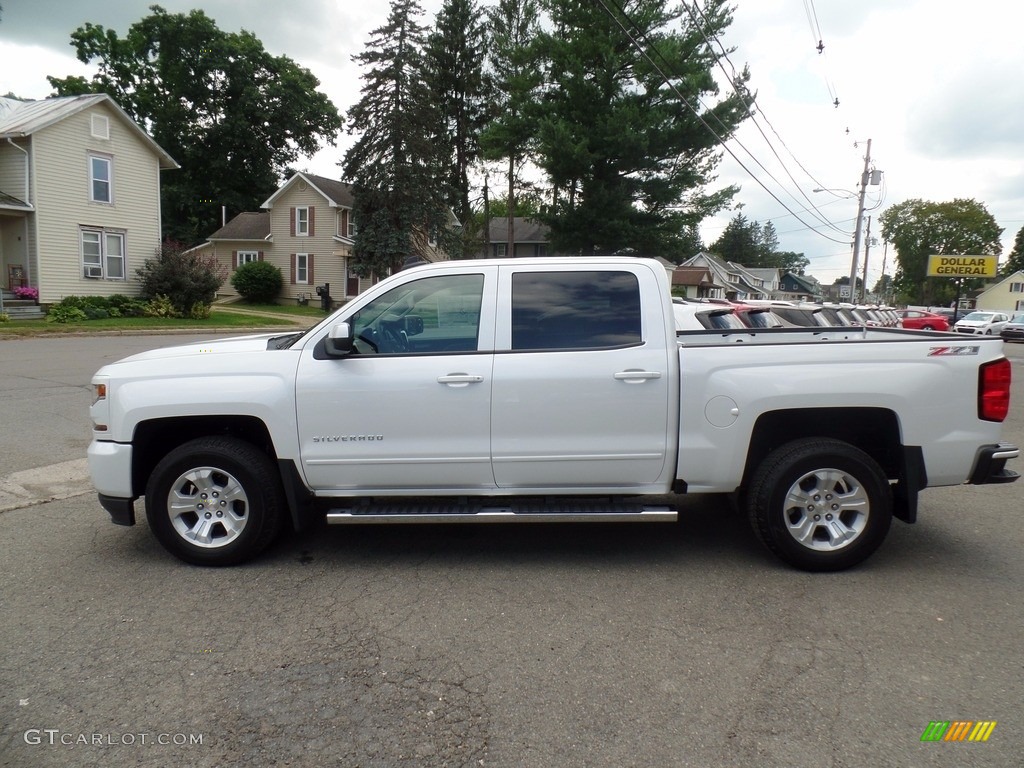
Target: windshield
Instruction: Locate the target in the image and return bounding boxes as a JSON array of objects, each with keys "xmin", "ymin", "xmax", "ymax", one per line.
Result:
[{"xmin": 961, "ymin": 312, "xmax": 993, "ymax": 322}]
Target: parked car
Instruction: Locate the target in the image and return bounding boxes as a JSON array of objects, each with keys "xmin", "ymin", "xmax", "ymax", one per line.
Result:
[
  {"xmin": 953, "ymin": 311, "xmax": 1011, "ymax": 335},
  {"xmin": 932, "ymin": 308, "xmax": 962, "ymax": 327},
  {"xmin": 1000, "ymin": 312, "xmax": 1024, "ymax": 342},
  {"xmin": 898, "ymin": 310, "xmax": 950, "ymax": 331},
  {"xmin": 672, "ymin": 300, "xmax": 747, "ymax": 331}
]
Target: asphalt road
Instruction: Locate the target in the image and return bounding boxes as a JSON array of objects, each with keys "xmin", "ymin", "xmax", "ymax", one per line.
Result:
[{"xmin": 0, "ymin": 333, "xmax": 1022, "ymax": 767}]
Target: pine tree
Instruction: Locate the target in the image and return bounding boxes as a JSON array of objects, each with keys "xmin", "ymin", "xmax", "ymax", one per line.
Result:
[
  {"xmin": 343, "ymin": 0, "xmax": 451, "ymax": 275},
  {"xmin": 532, "ymin": 0, "xmax": 749, "ymax": 255},
  {"xmin": 425, "ymin": 0, "xmax": 492, "ymax": 237},
  {"xmin": 479, "ymin": 0, "xmax": 542, "ymax": 257},
  {"xmin": 1001, "ymin": 225, "xmax": 1024, "ymax": 277}
]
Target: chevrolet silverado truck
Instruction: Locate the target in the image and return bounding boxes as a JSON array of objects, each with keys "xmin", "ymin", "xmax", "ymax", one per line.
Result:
[{"xmin": 87, "ymin": 257, "xmax": 1020, "ymax": 571}]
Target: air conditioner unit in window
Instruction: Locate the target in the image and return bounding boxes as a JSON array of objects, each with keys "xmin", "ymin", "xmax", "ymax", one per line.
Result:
[{"xmin": 84, "ymin": 266, "xmax": 102, "ymax": 278}]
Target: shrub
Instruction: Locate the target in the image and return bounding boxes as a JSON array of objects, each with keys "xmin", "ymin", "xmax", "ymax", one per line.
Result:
[
  {"xmin": 136, "ymin": 240, "xmax": 226, "ymax": 317},
  {"xmin": 108, "ymin": 294, "xmax": 148, "ymax": 317},
  {"xmin": 0, "ymin": 312, "xmax": 9, "ymax": 323},
  {"xmin": 46, "ymin": 304, "xmax": 88, "ymax": 324},
  {"xmin": 144, "ymin": 294, "xmax": 177, "ymax": 318},
  {"xmin": 188, "ymin": 301, "xmax": 211, "ymax": 320},
  {"xmin": 230, "ymin": 260, "xmax": 283, "ymax": 303}
]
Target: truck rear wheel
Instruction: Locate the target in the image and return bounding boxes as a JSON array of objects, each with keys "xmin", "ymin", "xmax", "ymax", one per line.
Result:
[
  {"xmin": 746, "ymin": 438, "xmax": 892, "ymax": 571},
  {"xmin": 145, "ymin": 437, "xmax": 284, "ymax": 566}
]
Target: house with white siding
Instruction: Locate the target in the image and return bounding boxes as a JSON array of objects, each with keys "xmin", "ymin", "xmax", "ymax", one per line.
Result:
[
  {"xmin": 199, "ymin": 172, "xmax": 451, "ymax": 306},
  {"xmin": 0, "ymin": 94, "xmax": 178, "ymax": 304}
]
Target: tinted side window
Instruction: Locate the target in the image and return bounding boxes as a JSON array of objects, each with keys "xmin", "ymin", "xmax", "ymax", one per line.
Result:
[{"xmin": 511, "ymin": 271, "xmax": 642, "ymax": 350}]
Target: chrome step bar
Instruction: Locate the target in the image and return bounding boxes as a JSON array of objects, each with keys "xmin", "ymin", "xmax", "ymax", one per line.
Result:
[{"xmin": 326, "ymin": 502, "xmax": 677, "ymax": 525}]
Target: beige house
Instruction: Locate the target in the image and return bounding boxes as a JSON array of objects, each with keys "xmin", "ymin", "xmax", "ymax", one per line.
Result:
[
  {"xmin": 0, "ymin": 94, "xmax": 177, "ymax": 304},
  {"xmin": 202, "ymin": 172, "xmax": 452, "ymax": 305},
  {"xmin": 975, "ymin": 270, "xmax": 1024, "ymax": 313}
]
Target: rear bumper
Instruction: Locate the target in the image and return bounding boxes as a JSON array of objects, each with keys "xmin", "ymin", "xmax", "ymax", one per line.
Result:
[{"xmin": 968, "ymin": 443, "xmax": 1020, "ymax": 484}]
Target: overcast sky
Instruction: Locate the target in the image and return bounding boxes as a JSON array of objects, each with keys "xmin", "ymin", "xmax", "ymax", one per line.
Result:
[{"xmin": 2, "ymin": 0, "xmax": 1023, "ymax": 285}]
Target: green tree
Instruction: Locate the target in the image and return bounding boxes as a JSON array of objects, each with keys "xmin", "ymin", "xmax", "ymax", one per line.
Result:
[
  {"xmin": 344, "ymin": 0, "xmax": 453, "ymax": 276},
  {"xmin": 532, "ymin": 0, "xmax": 748, "ymax": 255},
  {"xmin": 1001, "ymin": 225, "xmax": 1024, "ymax": 277},
  {"xmin": 425, "ymin": 0, "xmax": 492, "ymax": 232},
  {"xmin": 48, "ymin": 5, "xmax": 342, "ymax": 245},
  {"xmin": 711, "ymin": 213, "xmax": 761, "ymax": 264},
  {"xmin": 879, "ymin": 199, "xmax": 1003, "ymax": 306},
  {"xmin": 479, "ymin": 0, "xmax": 542, "ymax": 258}
]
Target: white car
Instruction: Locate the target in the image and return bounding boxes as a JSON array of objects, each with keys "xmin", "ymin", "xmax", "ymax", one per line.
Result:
[
  {"xmin": 953, "ymin": 311, "xmax": 1011, "ymax": 335},
  {"xmin": 672, "ymin": 300, "xmax": 746, "ymax": 331}
]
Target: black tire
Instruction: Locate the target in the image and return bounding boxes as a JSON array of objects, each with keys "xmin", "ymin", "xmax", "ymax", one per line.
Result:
[
  {"xmin": 145, "ymin": 436, "xmax": 285, "ymax": 566},
  {"xmin": 921, "ymin": 324, "xmax": 934, "ymax": 330},
  {"xmin": 746, "ymin": 438, "xmax": 892, "ymax": 571}
]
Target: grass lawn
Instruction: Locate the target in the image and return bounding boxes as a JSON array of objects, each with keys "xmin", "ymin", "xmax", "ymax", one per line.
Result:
[{"xmin": 0, "ymin": 310, "xmax": 315, "ymax": 337}]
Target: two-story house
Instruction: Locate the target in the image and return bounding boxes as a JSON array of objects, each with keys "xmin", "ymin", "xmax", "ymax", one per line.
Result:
[
  {"xmin": 200, "ymin": 172, "xmax": 453, "ymax": 305},
  {"xmin": 0, "ymin": 94, "xmax": 178, "ymax": 304}
]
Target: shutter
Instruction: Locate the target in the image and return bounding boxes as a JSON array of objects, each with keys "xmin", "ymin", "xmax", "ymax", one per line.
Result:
[
  {"xmin": 232, "ymin": 250, "xmax": 238, "ymax": 269},
  {"xmin": 290, "ymin": 208, "xmax": 295, "ymax": 236},
  {"xmin": 308, "ymin": 255, "xmax": 314, "ymax": 285},
  {"xmin": 308, "ymin": 207, "xmax": 315, "ymax": 237},
  {"xmin": 258, "ymin": 250, "xmax": 264, "ymax": 261},
  {"xmin": 341, "ymin": 210, "xmax": 348, "ymax": 237},
  {"xmin": 290, "ymin": 254, "xmax": 296, "ymax": 284}
]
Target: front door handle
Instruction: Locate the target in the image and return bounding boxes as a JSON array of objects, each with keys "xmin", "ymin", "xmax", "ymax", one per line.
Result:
[
  {"xmin": 613, "ymin": 370, "xmax": 662, "ymax": 383},
  {"xmin": 437, "ymin": 374, "xmax": 484, "ymax": 387}
]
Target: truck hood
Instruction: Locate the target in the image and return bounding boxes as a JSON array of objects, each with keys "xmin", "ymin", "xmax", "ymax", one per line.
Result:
[{"xmin": 106, "ymin": 332, "xmax": 292, "ymax": 365}]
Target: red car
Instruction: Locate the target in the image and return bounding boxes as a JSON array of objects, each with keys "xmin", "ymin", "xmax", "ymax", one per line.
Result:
[{"xmin": 898, "ymin": 310, "xmax": 950, "ymax": 331}]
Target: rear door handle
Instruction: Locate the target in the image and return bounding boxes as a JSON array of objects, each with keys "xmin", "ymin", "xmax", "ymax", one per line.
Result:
[{"xmin": 613, "ymin": 370, "xmax": 662, "ymax": 383}]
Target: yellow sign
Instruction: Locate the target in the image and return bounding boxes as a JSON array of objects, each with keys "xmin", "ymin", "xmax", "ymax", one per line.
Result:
[{"xmin": 927, "ymin": 255, "xmax": 997, "ymax": 277}]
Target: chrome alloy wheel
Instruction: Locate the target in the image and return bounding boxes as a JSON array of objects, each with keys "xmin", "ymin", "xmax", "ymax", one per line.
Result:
[
  {"xmin": 166, "ymin": 466, "xmax": 249, "ymax": 548},
  {"xmin": 781, "ymin": 468, "xmax": 869, "ymax": 552}
]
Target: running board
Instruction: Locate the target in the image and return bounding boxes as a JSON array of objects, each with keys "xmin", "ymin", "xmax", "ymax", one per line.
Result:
[{"xmin": 326, "ymin": 501, "xmax": 678, "ymax": 525}]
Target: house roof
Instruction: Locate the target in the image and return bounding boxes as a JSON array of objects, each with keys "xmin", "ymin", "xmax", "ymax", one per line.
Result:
[
  {"xmin": 207, "ymin": 211, "xmax": 271, "ymax": 241},
  {"xmin": 782, "ymin": 272, "xmax": 820, "ymax": 294},
  {"xmin": 488, "ymin": 217, "xmax": 550, "ymax": 243},
  {"xmin": 261, "ymin": 171, "xmax": 355, "ymax": 209},
  {"xmin": 0, "ymin": 94, "xmax": 178, "ymax": 170},
  {"xmin": 671, "ymin": 266, "xmax": 719, "ymax": 287}
]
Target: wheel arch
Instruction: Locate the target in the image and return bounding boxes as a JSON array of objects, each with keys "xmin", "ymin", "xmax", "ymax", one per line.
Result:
[
  {"xmin": 743, "ymin": 407, "xmax": 923, "ymax": 523},
  {"xmin": 131, "ymin": 416, "xmax": 278, "ymax": 500}
]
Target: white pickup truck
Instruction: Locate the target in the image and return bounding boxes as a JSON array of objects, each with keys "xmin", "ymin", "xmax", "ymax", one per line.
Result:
[{"xmin": 88, "ymin": 257, "xmax": 1019, "ymax": 571}]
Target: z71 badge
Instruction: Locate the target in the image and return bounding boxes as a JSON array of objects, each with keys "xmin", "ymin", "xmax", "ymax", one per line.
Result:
[{"xmin": 928, "ymin": 346, "xmax": 980, "ymax": 357}]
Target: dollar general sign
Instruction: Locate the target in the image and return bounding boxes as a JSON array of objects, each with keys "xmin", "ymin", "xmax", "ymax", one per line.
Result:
[{"xmin": 927, "ymin": 255, "xmax": 997, "ymax": 277}]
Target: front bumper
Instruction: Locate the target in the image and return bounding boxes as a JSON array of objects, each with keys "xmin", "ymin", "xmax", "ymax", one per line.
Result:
[
  {"xmin": 99, "ymin": 494, "xmax": 136, "ymax": 526},
  {"xmin": 968, "ymin": 443, "xmax": 1020, "ymax": 484}
]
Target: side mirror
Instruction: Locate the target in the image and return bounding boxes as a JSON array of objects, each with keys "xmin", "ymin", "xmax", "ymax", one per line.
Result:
[{"xmin": 324, "ymin": 322, "xmax": 354, "ymax": 357}]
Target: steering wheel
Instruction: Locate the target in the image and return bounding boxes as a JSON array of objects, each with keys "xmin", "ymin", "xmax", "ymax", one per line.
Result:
[{"xmin": 379, "ymin": 324, "xmax": 408, "ymax": 353}]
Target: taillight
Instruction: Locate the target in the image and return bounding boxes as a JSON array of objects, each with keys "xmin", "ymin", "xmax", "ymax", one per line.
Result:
[{"xmin": 979, "ymin": 358, "xmax": 1011, "ymax": 422}]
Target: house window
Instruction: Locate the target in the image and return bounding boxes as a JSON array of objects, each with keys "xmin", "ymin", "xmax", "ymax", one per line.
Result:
[
  {"xmin": 237, "ymin": 251, "xmax": 259, "ymax": 266},
  {"xmin": 1010, "ymin": 282, "xmax": 1023, "ymax": 293},
  {"xmin": 81, "ymin": 228, "xmax": 125, "ymax": 280},
  {"xmin": 89, "ymin": 154, "xmax": 112, "ymax": 203},
  {"xmin": 496, "ymin": 243, "xmax": 507, "ymax": 257},
  {"xmin": 339, "ymin": 209, "xmax": 356, "ymax": 238},
  {"xmin": 295, "ymin": 253, "xmax": 310, "ymax": 284},
  {"xmin": 295, "ymin": 207, "xmax": 310, "ymax": 236},
  {"xmin": 91, "ymin": 114, "xmax": 110, "ymax": 139}
]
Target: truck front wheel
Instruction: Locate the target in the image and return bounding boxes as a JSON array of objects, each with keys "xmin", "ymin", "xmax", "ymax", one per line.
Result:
[
  {"xmin": 145, "ymin": 437, "xmax": 285, "ymax": 566},
  {"xmin": 746, "ymin": 438, "xmax": 892, "ymax": 571}
]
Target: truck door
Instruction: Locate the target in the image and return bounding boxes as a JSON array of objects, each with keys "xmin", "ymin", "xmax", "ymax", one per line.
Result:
[
  {"xmin": 295, "ymin": 269, "xmax": 497, "ymax": 491},
  {"xmin": 490, "ymin": 264, "xmax": 674, "ymax": 489}
]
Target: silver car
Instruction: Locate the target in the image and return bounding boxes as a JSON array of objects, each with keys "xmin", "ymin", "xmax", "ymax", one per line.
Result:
[
  {"xmin": 953, "ymin": 311, "xmax": 1010, "ymax": 335},
  {"xmin": 1000, "ymin": 312, "xmax": 1024, "ymax": 342}
]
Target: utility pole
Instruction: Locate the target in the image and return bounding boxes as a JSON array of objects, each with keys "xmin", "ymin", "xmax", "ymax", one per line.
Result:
[
  {"xmin": 862, "ymin": 215, "xmax": 872, "ymax": 299},
  {"xmin": 848, "ymin": 138, "xmax": 872, "ymax": 303}
]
